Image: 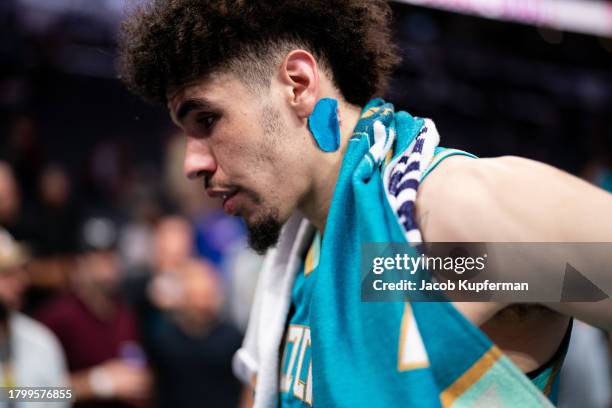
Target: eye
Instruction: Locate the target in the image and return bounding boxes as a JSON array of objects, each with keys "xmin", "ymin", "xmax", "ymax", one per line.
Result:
[{"xmin": 196, "ymin": 114, "xmax": 218, "ymax": 131}]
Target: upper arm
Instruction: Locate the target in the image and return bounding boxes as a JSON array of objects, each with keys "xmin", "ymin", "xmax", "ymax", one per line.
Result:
[
  {"xmin": 417, "ymin": 155, "xmax": 612, "ymax": 242},
  {"xmin": 416, "ymin": 155, "xmax": 612, "ymax": 330}
]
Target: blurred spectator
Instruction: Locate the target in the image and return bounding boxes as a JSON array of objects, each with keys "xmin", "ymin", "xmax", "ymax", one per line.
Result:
[
  {"xmin": 146, "ymin": 259, "xmax": 243, "ymax": 408},
  {"xmin": 124, "ymin": 216, "xmax": 243, "ymax": 407},
  {"xmin": 0, "ymin": 228, "xmax": 69, "ymax": 408},
  {"xmin": 36, "ymin": 218, "xmax": 151, "ymax": 408},
  {"xmin": 122, "ymin": 215, "xmax": 195, "ymax": 320}
]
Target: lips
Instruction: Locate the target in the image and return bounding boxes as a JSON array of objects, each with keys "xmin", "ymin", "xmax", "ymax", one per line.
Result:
[
  {"xmin": 222, "ymin": 191, "xmax": 239, "ymax": 215},
  {"xmin": 205, "ymin": 187, "xmax": 241, "ymax": 215}
]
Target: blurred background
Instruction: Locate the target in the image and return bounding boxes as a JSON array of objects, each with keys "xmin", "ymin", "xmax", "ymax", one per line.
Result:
[{"xmin": 0, "ymin": 0, "xmax": 610, "ymax": 407}]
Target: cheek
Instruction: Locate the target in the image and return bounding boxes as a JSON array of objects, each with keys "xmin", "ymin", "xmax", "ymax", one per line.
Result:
[
  {"xmin": 209, "ymin": 127, "xmax": 256, "ymax": 175},
  {"xmin": 212, "ymin": 112, "xmax": 308, "ymax": 208},
  {"xmin": 214, "ymin": 130, "xmax": 280, "ymax": 182}
]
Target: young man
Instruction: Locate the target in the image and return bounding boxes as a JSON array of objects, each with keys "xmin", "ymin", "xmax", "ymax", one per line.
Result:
[{"xmin": 118, "ymin": 1, "xmax": 612, "ymax": 406}]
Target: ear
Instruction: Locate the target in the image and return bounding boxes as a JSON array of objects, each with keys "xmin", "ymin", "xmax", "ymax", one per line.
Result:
[{"xmin": 278, "ymin": 50, "xmax": 319, "ymax": 119}]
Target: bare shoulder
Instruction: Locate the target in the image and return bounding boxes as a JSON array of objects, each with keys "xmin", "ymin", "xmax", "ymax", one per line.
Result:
[
  {"xmin": 416, "ymin": 155, "xmax": 612, "ymax": 242},
  {"xmin": 418, "ymin": 156, "xmax": 553, "ymax": 206},
  {"xmin": 415, "ymin": 155, "xmax": 520, "ymax": 242},
  {"xmin": 418, "ymin": 155, "xmax": 573, "ymax": 207}
]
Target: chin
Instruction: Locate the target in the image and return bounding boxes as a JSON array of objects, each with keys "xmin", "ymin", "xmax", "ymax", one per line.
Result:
[{"xmin": 245, "ymin": 207, "xmax": 283, "ymax": 255}]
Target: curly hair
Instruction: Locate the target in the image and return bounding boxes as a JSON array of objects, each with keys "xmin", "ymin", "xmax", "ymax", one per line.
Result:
[{"xmin": 117, "ymin": 0, "xmax": 400, "ymax": 106}]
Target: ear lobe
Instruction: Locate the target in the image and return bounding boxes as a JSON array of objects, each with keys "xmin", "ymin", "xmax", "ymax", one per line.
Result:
[{"xmin": 279, "ymin": 50, "xmax": 319, "ymax": 118}]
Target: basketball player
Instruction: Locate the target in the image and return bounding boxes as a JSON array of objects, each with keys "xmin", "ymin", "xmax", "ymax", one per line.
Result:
[{"xmin": 118, "ymin": 1, "xmax": 612, "ymax": 406}]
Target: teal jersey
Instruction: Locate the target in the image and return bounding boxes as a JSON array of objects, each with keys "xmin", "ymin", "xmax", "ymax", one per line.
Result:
[
  {"xmin": 278, "ymin": 201, "xmax": 567, "ymax": 408},
  {"xmin": 277, "ymin": 180, "xmax": 567, "ymax": 408},
  {"xmin": 279, "ymin": 232, "xmax": 320, "ymax": 407},
  {"xmin": 271, "ymin": 99, "xmax": 567, "ymax": 408}
]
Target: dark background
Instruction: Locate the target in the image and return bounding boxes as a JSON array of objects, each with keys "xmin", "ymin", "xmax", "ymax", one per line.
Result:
[{"xmin": 1, "ymin": 0, "xmax": 611, "ymax": 199}]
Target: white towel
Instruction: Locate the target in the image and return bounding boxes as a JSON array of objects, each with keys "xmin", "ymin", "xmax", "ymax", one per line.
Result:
[{"xmin": 232, "ymin": 213, "xmax": 314, "ymax": 408}]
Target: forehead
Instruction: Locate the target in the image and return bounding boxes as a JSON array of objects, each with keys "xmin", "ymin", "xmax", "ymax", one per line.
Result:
[{"xmin": 167, "ymin": 72, "xmax": 257, "ymax": 122}]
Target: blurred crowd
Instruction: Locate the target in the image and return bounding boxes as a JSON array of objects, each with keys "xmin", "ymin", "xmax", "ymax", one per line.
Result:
[{"xmin": 0, "ymin": 117, "xmax": 262, "ymax": 408}]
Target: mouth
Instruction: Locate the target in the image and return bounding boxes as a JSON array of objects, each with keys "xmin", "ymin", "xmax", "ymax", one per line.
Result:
[
  {"xmin": 205, "ymin": 186, "xmax": 248, "ymax": 216},
  {"xmin": 221, "ymin": 191, "xmax": 240, "ymax": 215}
]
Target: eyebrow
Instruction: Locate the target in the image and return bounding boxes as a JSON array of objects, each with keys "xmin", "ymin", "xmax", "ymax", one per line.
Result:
[{"xmin": 175, "ymin": 98, "xmax": 214, "ymax": 122}]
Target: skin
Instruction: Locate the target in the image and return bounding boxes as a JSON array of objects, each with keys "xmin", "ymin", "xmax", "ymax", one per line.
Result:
[
  {"xmin": 169, "ymin": 51, "xmax": 362, "ymax": 235},
  {"xmin": 417, "ymin": 155, "xmax": 612, "ymax": 328},
  {"xmin": 169, "ymin": 49, "xmax": 612, "ymax": 376}
]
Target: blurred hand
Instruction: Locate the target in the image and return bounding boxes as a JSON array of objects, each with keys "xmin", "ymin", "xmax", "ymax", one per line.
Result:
[{"xmin": 96, "ymin": 359, "xmax": 152, "ymax": 403}]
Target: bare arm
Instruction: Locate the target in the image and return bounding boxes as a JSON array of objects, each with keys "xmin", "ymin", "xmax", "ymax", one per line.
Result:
[{"xmin": 416, "ymin": 155, "xmax": 612, "ymax": 330}]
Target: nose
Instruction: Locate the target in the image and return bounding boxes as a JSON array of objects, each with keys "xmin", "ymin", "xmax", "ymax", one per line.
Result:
[{"xmin": 183, "ymin": 137, "xmax": 217, "ymax": 180}]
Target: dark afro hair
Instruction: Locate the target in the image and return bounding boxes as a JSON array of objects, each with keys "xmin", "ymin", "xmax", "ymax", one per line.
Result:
[{"xmin": 118, "ymin": 0, "xmax": 400, "ymax": 106}]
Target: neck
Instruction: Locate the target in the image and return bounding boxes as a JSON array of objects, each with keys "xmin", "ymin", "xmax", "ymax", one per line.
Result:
[{"xmin": 299, "ymin": 101, "xmax": 362, "ymax": 234}]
